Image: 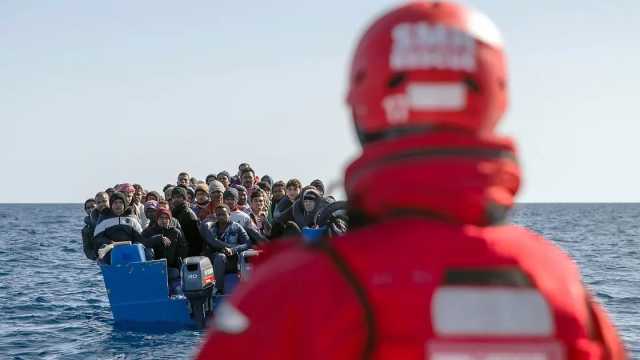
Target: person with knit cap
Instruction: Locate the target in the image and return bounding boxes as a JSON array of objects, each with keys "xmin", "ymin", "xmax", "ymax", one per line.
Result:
[
  {"xmin": 142, "ymin": 207, "xmax": 188, "ymax": 270},
  {"xmin": 309, "ymin": 179, "xmax": 325, "ymax": 196},
  {"xmin": 197, "ymin": 2, "xmax": 625, "ymax": 359},
  {"xmin": 144, "ymin": 191, "xmax": 162, "ymax": 202},
  {"xmin": 171, "ymin": 186, "xmax": 204, "ymax": 257},
  {"xmin": 192, "ymin": 183, "xmax": 211, "ymax": 220},
  {"xmin": 198, "ymin": 180, "xmax": 226, "ymax": 222}
]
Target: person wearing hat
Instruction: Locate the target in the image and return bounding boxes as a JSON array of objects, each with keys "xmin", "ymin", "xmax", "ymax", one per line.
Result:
[
  {"xmin": 171, "ymin": 186, "xmax": 203, "ymax": 257},
  {"xmin": 93, "ymin": 192, "xmax": 147, "ymax": 264},
  {"xmin": 144, "ymin": 191, "xmax": 162, "ymax": 203},
  {"xmin": 309, "ymin": 179, "xmax": 325, "ymax": 197},
  {"xmin": 199, "ymin": 180, "xmax": 226, "ymax": 222},
  {"xmin": 142, "ymin": 207, "xmax": 187, "ymax": 271},
  {"xmin": 192, "ymin": 183, "xmax": 211, "ymax": 221},
  {"xmin": 142, "ymin": 200, "xmax": 159, "ymax": 229}
]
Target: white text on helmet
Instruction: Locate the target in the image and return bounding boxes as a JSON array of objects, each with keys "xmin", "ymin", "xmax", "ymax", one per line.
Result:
[{"xmin": 390, "ymin": 22, "xmax": 476, "ymax": 72}]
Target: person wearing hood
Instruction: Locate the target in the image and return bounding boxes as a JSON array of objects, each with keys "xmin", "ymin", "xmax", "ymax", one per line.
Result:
[
  {"xmin": 203, "ymin": 204, "xmax": 250, "ymax": 295},
  {"xmin": 290, "ymin": 187, "xmax": 332, "ymax": 229},
  {"xmin": 142, "ymin": 208, "xmax": 187, "ymax": 270},
  {"xmin": 144, "ymin": 190, "xmax": 162, "ymax": 202},
  {"xmin": 116, "ymin": 183, "xmax": 140, "ymax": 220},
  {"xmin": 171, "ymin": 186, "xmax": 203, "ymax": 257},
  {"xmin": 93, "ymin": 192, "xmax": 148, "ymax": 264},
  {"xmin": 309, "ymin": 179, "xmax": 325, "ymax": 197}
]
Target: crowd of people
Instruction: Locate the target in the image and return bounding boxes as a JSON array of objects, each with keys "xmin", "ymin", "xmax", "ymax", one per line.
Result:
[{"xmin": 81, "ymin": 163, "xmax": 338, "ymax": 295}]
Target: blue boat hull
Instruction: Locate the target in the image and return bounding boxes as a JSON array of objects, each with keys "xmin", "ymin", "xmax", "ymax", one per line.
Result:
[{"xmin": 100, "ymin": 244, "xmax": 240, "ymax": 329}]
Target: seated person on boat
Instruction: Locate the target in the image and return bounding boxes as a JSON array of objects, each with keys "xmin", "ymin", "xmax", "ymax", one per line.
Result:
[
  {"xmin": 202, "ymin": 204, "xmax": 250, "ymax": 295},
  {"xmin": 142, "ymin": 207, "xmax": 188, "ymax": 270},
  {"xmin": 93, "ymin": 192, "xmax": 148, "ymax": 264}
]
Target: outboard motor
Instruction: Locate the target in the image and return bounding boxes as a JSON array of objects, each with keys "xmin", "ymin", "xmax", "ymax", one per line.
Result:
[{"xmin": 181, "ymin": 256, "xmax": 214, "ymax": 328}]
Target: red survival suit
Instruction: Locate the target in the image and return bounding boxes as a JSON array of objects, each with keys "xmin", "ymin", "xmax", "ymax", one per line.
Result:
[{"xmin": 196, "ymin": 133, "xmax": 626, "ymax": 359}]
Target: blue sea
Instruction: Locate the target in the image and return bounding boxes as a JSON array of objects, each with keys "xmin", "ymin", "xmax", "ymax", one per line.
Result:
[{"xmin": 0, "ymin": 203, "xmax": 638, "ymax": 359}]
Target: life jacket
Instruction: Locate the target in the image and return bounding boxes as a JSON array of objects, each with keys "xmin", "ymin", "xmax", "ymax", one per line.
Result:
[{"xmin": 196, "ymin": 132, "xmax": 626, "ymax": 360}]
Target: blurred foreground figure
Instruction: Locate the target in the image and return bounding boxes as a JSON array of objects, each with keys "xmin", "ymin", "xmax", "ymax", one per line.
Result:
[{"xmin": 197, "ymin": 2, "xmax": 625, "ymax": 359}]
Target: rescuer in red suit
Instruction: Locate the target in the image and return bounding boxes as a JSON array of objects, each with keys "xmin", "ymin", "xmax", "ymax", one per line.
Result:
[{"xmin": 196, "ymin": 2, "xmax": 626, "ymax": 359}]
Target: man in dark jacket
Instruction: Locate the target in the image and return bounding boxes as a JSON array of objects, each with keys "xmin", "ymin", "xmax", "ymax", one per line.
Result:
[
  {"xmin": 142, "ymin": 208, "xmax": 188, "ymax": 269},
  {"xmin": 171, "ymin": 186, "xmax": 204, "ymax": 257},
  {"xmin": 81, "ymin": 198, "xmax": 97, "ymax": 260},
  {"xmin": 203, "ymin": 204, "xmax": 250, "ymax": 295},
  {"xmin": 82, "ymin": 192, "xmax": 111, "ymax": 260}
]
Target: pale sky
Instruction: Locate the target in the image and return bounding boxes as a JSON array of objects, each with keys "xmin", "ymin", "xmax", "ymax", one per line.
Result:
[{"xmin": 1, "ymin": 1, "xmax": 639, "ymax": 203}]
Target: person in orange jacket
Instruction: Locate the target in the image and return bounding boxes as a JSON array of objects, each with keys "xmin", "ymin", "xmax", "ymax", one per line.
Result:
[{"xmin": 196, "ymin": 2, "xmax": 626, "ymax": 359}]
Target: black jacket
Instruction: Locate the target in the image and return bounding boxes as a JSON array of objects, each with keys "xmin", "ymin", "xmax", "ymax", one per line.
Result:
[
  {"xmin": 172, "ymin": 202, "xmax": 204, "ymax": 256},
  {"xmin": 82, "ymin": 215, "xmax": 97, "ymax": 260},
  {"xmin": 93, "ymin": 210, "xmax": 147, "ymax": 251},
  {"xmin": 142, "ymin": 224, "xmax": 188, "ymax": 268}
]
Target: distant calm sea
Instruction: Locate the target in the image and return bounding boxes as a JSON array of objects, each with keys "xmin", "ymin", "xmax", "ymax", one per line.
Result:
[{"xmin": 0, "ymin": 203, "xmax": 638, "ymax": 359}]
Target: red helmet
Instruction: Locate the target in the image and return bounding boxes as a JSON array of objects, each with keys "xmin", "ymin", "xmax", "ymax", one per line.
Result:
[{"xmin": 346, "ymin": 1, "xmax": 507, "ymax": 143}]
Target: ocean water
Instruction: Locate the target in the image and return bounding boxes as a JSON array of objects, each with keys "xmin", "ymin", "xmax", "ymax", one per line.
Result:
[{"xmin": 0, "ymin": 203, "xmax": 637, "ymax": 359}]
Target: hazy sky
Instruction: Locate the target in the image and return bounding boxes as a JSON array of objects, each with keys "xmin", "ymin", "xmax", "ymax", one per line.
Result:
[{"xmin": 2, "ymin": 1, "xmax": 639, "ymax": 203}]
